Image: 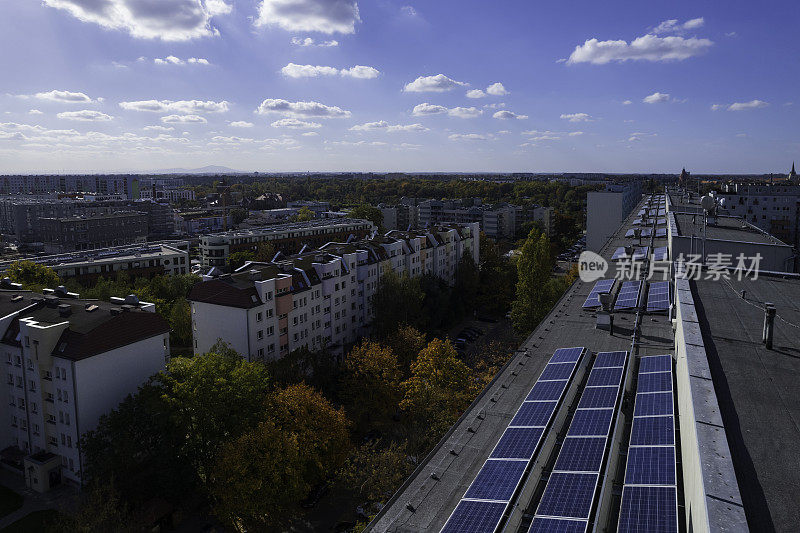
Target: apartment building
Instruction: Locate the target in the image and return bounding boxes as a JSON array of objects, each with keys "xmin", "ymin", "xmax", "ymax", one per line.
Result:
[
  {"xmin": 38, "ymin": 211, "xmax": 149, "ymax": 253},
  {"xmin": 188, "ymin": 223, "xmax": 479, "ymax": 360},
  {"xmin": 416, "ymin": 198, "xmax": 554, "ymax": 239},
  {"xmin": 199, "ymin": 219, "xmax": 375, "ymax": 270},
  {"xmin": 0, "ymin": 242, "xmax": 190, "ymax": 286},
  {"xmin": 139, "ymin": 187, "xmax": 196, "ymax": 202},
  {"xmin": 718, "ymin": 180, "xmax": 800, "ymax": 248},
  {"xmin": 0, "ymin": 175, "xmax": 140, "ymax": 198},
  {"xmin": 0, "ymin": 284, "xmax": 170, "ymax": 491},
  {"xmin": 586, "ymin": 181, "xmax": 644, "ymax": 251}
]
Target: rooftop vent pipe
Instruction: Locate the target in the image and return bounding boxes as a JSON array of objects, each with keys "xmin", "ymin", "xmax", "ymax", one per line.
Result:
[{"xmin": 762, "ymin": 303, "xmax": 776, "ymax": 350}]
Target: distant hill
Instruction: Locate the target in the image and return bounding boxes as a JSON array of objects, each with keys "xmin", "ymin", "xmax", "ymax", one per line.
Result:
[{"xmin": 151, "ymin": 165, "xmax": 245, "ymax": 174}]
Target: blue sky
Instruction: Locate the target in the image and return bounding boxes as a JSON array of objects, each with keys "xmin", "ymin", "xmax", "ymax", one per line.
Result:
[{"xmin": 0, "ymin": 0, "xmax": 797, "ymax": 173}]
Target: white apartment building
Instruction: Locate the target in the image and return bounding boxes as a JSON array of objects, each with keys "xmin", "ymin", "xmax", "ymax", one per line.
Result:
[
  {"xmin": 188, "ymin": 223, "xmax": 480, "ymax": 361},
  {"xmin": 586, "ymin": 181, "xmax": 644, "ymax": 251},
  {"xmin": 0, "ymin": 284, "xmax": 170, "ymax": 491}
]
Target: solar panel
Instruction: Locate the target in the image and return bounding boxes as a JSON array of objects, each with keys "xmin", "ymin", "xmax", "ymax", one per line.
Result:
[
  {"xmin": 536, "ymin": 472, "xmax": 598, "ymax": 519},
  {"xmin": 526, "ymin": 380, "xmax": 568, "ymax": 401},
  {"xmin": 463, "ymin": 459, "xmax": 528, "ymax": 501},
  {"xmin": 539, "ymin": 363, "xmax": 577, "ymax": 381},
  {"xmin": 554, "ymin": 437, "xmax": 607, "ymax": 472},
  {"xmin": 582, "ymin": 280, "xmax": 616, "ymax": 309},
  {"xmin": 614, "ymin": 281, "xmax": 642, "ymax": 311},
  {"xmin": 611, "ymin": 247, "xmax": 627, "ymax": 260},
  {"xmin": 490, "ymin": 427, "xmax": 544, "ymax": 460},
  {"xmin": 568, "ymin": 409, "xmax": 614, "ymax": 437},
  {"xmin": 577, "ymin": 386, "xmax": 619, "ymax": 409},
  {"xmin": 655, "ymin": 228, "xmax": 667, "ymax": 238},
  {"xmin": 594, "ymin": 351, "xmax": 627, "ymax": 368},
  {"xmin": 510, "ymin": 401, "xmax": 557, "ymax": 427},
  {"xmin": 586, "ymin": 367, "xmax": 624, "ymax": 387},
  {"xmin": 630, "ymin": 416, "xmax": 675, "ymax": 446},
  {"xmin": 529, "ymin": 518, "xmax": 588, "ymax": 533},
  {"xmin": 632, "ymin": 247, "xmax": 649, "ymax": 261},
  {"xmin": 652, "ymin": 246, "xmax": 668, "ymax": 261},
  {"xmin": 624, "ymin": 446, "xmax": 676, "ymax": 485},
  {"xmin": 637, "ymin": 371, "xmax": 672, "ymax": 393},
  {"xmin": 639, "ymin": 355, "xmax": 672, "ymax": 373},
  {"xmin": 633, "ymin": 392, "xmax": 674, "ymax": 417},
  {"xmin": 550, "ymin": 347, "xmax": 586, "ymax": 363},
  {"xmin": 441, "ymin": 500, "xmax": 507, "ymax": 533},
  {"xmin": 617, "ymin": 486, "xmax": 678, "ymax": 533}
]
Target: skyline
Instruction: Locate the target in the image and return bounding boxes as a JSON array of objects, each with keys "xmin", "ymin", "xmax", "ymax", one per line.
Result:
[{"xmin": 0, "ymin": 0, "xmax": 798, "ymax": 174}]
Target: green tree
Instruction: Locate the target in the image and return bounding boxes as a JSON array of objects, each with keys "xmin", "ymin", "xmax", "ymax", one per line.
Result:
[
  {"xmin": 340, "ymin": 340, "xmax": 403, "ymax": 435},
  {"xmin": 230, "ymin": 207, "xmax": 249, "ymax": 225},
  {"xmin": 228, "ymin": 250, "xmax": 254, "ymax": 271},
  {"xmin": 452, "ymin": 251, "xmax": 479, "ymax": 318},
  {"xmin": 477, "ymin": 233, "xmax": 516, "ymax": 316},
  {"xmin": 168, "ymin": 297, "xmax": 192, "ymax": 348},
  {"xmin": 211, "ymin": 420, "xmax": 306, "ymax": 532},
  {"xmin": 511, "ymin": 229, "xmax": 554, "ymax": 334},
  {"xmin": 254, "ymin": 241, "xmax": 275, "ymax": 262},
  {"xmin": 154, "ymin": 343, "xmax": 272, "ymax": 486},
  {"xmin": 384, "ymin": 325, "xmax": 426, "ymax": 372},
  {"xmin": 349, "ymin": 204, "xmax": 384, "ymax": 231},
  {"xmin": 400, "ymin": 338, "xmax": 475, "ymax": 452},
  {"xmin": 338, "ymin": 440, "xmax": 412, "ymax": 505},
  {"xmin": 291, "ymin": 205, "xmax": 315, "ymax": 222},
  {"xmin": 50, "ymin": 481, "xmax": 135, "ymax": 533},
  {"xmin": 372, "ymin": 270, "xmax": 424, "ymax": 338},
  {"xmin": 4, "ymin": 260, "xmax": 60, "ymax": 290}
]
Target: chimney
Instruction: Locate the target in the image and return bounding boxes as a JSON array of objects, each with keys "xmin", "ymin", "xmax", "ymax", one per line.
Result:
[
  {"xmin": 762, "ymin": 303, "xmax": 776, "ymax": 350},
  {"xmin": 58, "ymin": 304, "xmax": 72, "ymax": 317}
]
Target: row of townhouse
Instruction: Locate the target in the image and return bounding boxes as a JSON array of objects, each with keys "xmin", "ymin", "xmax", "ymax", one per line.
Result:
[
  {"xmin": 0, "ymin": 283, "xmax": 170, "ymax": 492},
  {"xmin": 188, "ymin": 223, "xmax": 480, "ymax": 361}
]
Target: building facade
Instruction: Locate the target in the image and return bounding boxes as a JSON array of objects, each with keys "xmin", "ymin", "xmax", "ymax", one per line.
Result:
[
  {"xmin": 586, "ymin": 181, "xmax": 643, "ymax": 251},
  {"xmin": 188, "ymin": 223, "xmax": 479, "ymax": 360},
  {"xmin": 38, "ymin": 211, "xmax": 149, "ymax": 253},
  {"xmin": 0, "ymin": 285, "xmax": 170, "ymax": 489},
  {"xmin": 718, "ymin": 181, "xmax": 800, "ymax": 249}
]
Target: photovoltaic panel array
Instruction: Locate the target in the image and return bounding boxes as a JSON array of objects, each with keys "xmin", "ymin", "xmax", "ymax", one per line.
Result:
[
  {"xmin": 611, "ymin": 247, "xmax": 648, "ymax": 262},
  {"xmin": 655, "ymin": 228, "xmax": 667, "ymax": 238},
  {"xmin": 441, "ymin": 347, "xmax": 586, "ymax": 533},
  {"xmin": 617, "ymin": 355, "xmax": 678, "ymax": 533},
  {"xmin": 614, "ymin": 281, "xmax": 642, "ymax": 311},
  {"xmin": 582, "ymin": 279, "xmax": 616, "ymax": 309},
  {"xmin": 653, "ymin": 246, "xmax": 668, "ymax": 262},
  {"xmin": 528, "ymin": 351, "xmax": 628, "ymax": 533},
  {"xmin": 646, "ymin": 282, "xmax": 671, "ymax": 313}
]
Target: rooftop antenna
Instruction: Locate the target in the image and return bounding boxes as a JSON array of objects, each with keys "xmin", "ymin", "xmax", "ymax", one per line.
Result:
[{"xmin": 700, "ymin": 195, "xmax": 715, "ymax": 264}]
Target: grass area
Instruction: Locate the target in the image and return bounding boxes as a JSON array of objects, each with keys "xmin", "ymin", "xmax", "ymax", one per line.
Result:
[
  {"xmin": 0, "ymin": 509, "xmax": 60, "ymax": 533},
  {"xmin": 0, "ymin": 486, "xmax": 22, "ymax": 519}
]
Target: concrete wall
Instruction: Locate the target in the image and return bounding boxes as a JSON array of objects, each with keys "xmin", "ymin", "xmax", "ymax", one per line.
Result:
[
  {"xmin": 587, "ymin": 192, "xmax": 625, "ymax": 251},
  {"xmin": 673, "ymin": 277, "xmax": 749, "ymax": 532}
]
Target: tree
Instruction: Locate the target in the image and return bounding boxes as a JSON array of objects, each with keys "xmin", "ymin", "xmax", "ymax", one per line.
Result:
[
  {"xmin": 338, "ymin": 440, "xmax": 412, "ymax": 505},
  {"xmin": 419, "ymin": 273, "xmax": 453, "ymax": 334},
  {"xmin": 400, "ymin": 338, "xmax": 475, "ymax": 452},
  {"xmin": 230, "ymin": 207, "xmax": 249, "ymax": 225},
  {"xmin": 349, "ymin": 204, "xmax": 384, "ymax": 231},
  {"xmin": 372, "ymin": 270, "xmax": 424, "ymax": 338},
  {"xmin": 228, "ymin": 250, "xmax": 254, "ymax": 271},
  {"xmin": 340, "ymin": 340, "xmax": 403, "ymax": 435},
  {"xmin": 154, "ymin": 344, "xmax": 271, "ymax": 486},
  {"xmin": 511, "ymin": 229, "xmax": 554, "ymax": 334},
  {"xmin": 50, "ymin": 480, "xmax": 135, "ymax": 533},
  {"xmin": 291, "ymin": 205, "xmax": 315, "ymax": 222},
  {"xmin": 269, "ymin": 383, "xmax": 351, "ymax": 487},
  {"xmin": 4, "ymin": 260, "xmax": 60, "ymax": 290},
  {"xmin": 477, "ymin": 233, "xmax": 516, "ymax": 316},
  {"xmin": 452, "ymin": 251, "xmax": 479, "ymax": 318},
  {"xmin": 211, "ymin": 421, "xmax": 306, "ymax": 532},
  {"xmin": 384, "ymin": 325, "xmax": 426, "ymax": 372},
  {"xmin": 254, "ymin": 241, "xmax": 275, "ymax": 262},
  {"xmin": 168, "ymin": 297, "xmax": 192, "ymax": 348}
]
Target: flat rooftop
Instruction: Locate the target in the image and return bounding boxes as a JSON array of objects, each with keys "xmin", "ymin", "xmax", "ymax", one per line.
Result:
[
  {"xmin": 368, "ymin": 196, "xmax": 674, "ymax": 532},
  {"xmin": 672, "ymin": 212, "xmax": 787, "ymax": 246},
  {"xmin": 693, "ymin": 273, "xmax": 800, "ymax": 532}
]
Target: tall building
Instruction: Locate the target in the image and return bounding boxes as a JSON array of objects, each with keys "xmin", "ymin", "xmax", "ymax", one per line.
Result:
[
  {"xmin": 586, "ymin": 181, "xmax": 643, "ymax": 251},
  {"xmin": 199, "ymin": 219, "xmax": 375, "ymax": 270},
  {"xmin": 38, "ymin": 211, "xmax": 148, "ymax": 253},
  {"xmin": 0, "ymin": 285, "xmax": 170, "ymax": 491},
  {"xmin": 368, "ymin": 188, "xmax": 799, "ymax": 533},
  {"xmin": 717, "ymin": 178, "xmax": 800, "ymax": 249},
  {"xmin": 188, "ymin": 223, "xmax": 479, "ymax": 360},
  {"xmin": 416, "ymin": 198, "xmax": 552, "ymax": 239}
]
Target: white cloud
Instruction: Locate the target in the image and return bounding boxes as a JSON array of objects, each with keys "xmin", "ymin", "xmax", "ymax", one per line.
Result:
[
  {"xmin": 161, "ymin": 114, "xmax": 208, "ymax": 123},
  {"xmin": 628, "ymin": 132, "xmax": 657, "ymax": 142},
  {"xmin": 256, "ymin": 0, "xmax": 360, "ymax": 34},
  {"xmin": 448, "ymin": 107, "xmax": 482, "ymax": 118},
  {"xmin": 560, "ymin": 113, "xmax": 592, "ymax": 122},
  {"xmin": 567, "ymin": 34, "xmax": 713, "ymax": 64},
  {"xmin": 28, "ymin": 109, "xmax": 43, "ymax": 115},
  {"xmin": 710, "ymin": 104, "xmax": 724, "ymax": 111},
  {"xmin": 412, "ymin": 103, "xmax": 448, "ymax": 116},
  {"xmin": 270, "ymin": 118, "xmax": 323, "ymax": 129},
  {"xmin": 291, "ymin": 37, "xmax": 339, "ymax": 47},
  {"xmin": 448, "ymin": 133, "xmax": 487, "ymax": 141},
  {"xmin": 301, "ymin": 131, "xmax": 319, "ymax": 137},
  {"xmin": 683, "ymin": 17, "xmax": 705, "ymax": 30},
  {"xmin": 119, "ymin": 99, "xmax": 229, "ymax": 113},
  {"xmin": 653, "ymin": 17, "xmax": 705, "ymax": 34},
  {"xmin": 643, "ymin": 92, "xmax": 671, "ymax": 104},
  {"xmin": 521, "ymin": 129, "xmax": 583, "ymax": 141},
  {"xmin": 42, "ymin": 0, "xmax": 229, "ymax": 41},
  {"xmin": 486, "ymin": 82, "xmax": 508, "ymax": 96},
  {"xmin": 350, "ymin": 121, "xmax": 428, "ymax": 132},
  {"xmin": 256, "ymin": 99, "xmax": 351, "ymax": 119},
  {"xmin": 622, "ymin": 100, "xmax": 633, "ymax": 105},
  {"xmin": 144, "ymin": 125, "xmax": 174, "ymax": 131},
  {"xmin": 727, "ymin": 100, "xmax": 769, "ymax": 111},
  {"xmin": 326, "ymin": 140, "xmax": 388, "ymax": 147},
  {"xmin": 466, "ymin": 89, "xmax": 486, "ymax": 99},
  {"xmin": 229, "ymin": 121, "xmax": 254, "ymax": 128},
  {"xmin": 400, "ymin": 5, "xmax": 417, "ymax": 17},
  {"xmin": 493, "ymin": 110, "xmax": 527, "ymax": 120},
  {"xmin": 281, "ymin": 63, "xmax": 379, "ymax": 79},
  {"xmin": 568, "ymin": 131, "xmax": 584, "ymax": 136},
  {"xmin": 483, "ymin": 102, "xmax": 506, "ymax": 109},
  {"xmin": 32, "ymin": 89, "xmax": 95, "ymax": 103},
  {"xmin": 57, "ymin": 110, "xmax": 114, "ymax": 121},
  {"xmin": 403, "ymin": 74, "xmax": 467, "ymax": 93},
  {"xmin": 154, "ymin": 56, "xmax": 211, "ymax": 65}
]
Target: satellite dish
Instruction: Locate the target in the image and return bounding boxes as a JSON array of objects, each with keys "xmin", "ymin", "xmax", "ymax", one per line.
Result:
[
  {"xmin": 718, "ymin": 197, "xmax": 726, "ymax": 208},
  {"xmin": 700, "ymin": 195, "xmax": 715, "ymax": 212}
]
